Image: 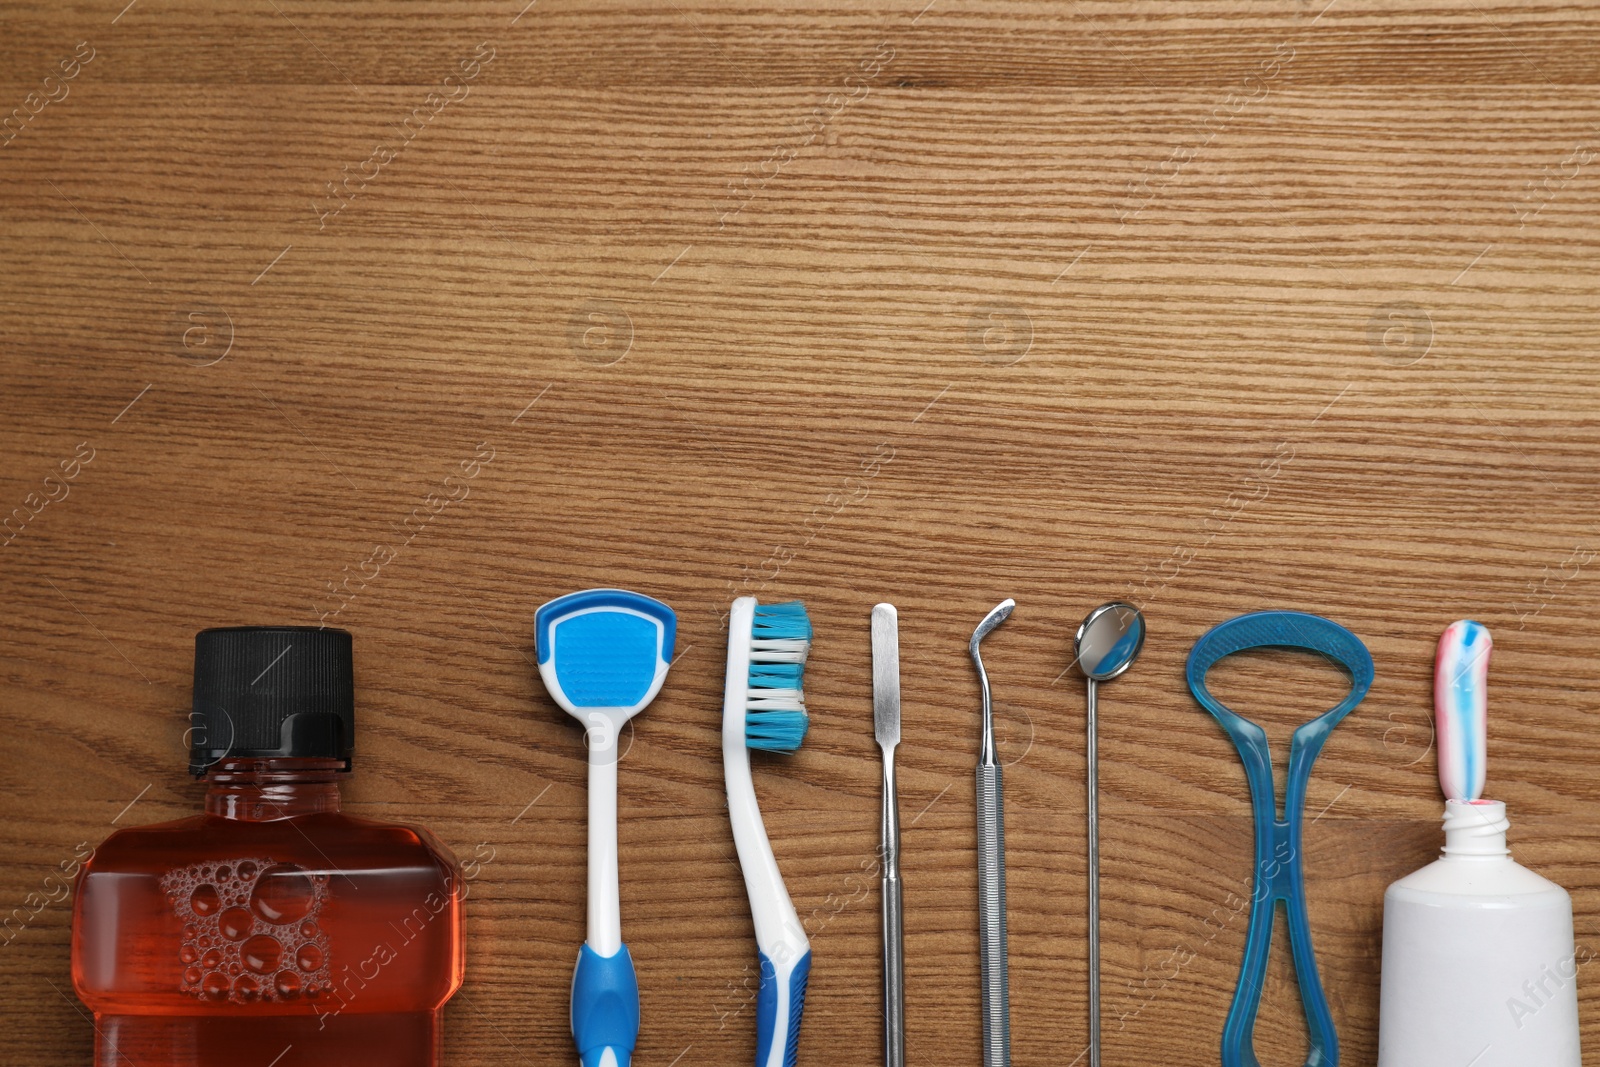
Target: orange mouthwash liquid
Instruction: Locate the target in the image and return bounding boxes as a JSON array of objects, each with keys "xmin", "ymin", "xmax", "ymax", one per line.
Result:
[{"xmin": 71, "ymin": 627, "xmax": 465, "ymax": 1066}]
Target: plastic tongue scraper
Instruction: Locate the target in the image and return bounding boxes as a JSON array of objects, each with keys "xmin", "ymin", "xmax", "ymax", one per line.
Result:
[
  {"xmin": 1186, "ymin": 611, "xmax": 1373, "ymax": 1067},
  {"xmin": 535, "ymin": 589, "xmax": 677, "ymax": 1067}
]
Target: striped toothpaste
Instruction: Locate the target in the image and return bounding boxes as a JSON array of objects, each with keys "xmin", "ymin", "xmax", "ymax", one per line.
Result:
[{"xmin": 1435, "ymin": 619, "xmax": 1492, "ymax": 802}]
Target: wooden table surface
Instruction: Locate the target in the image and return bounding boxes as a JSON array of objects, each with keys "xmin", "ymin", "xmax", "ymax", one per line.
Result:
[{"xmin": 6, "ymin": 1, "xmax": 1600, "ymax": 1064}]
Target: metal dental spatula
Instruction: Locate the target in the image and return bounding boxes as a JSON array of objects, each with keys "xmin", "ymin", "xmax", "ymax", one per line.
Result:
[{"xmin": 871, "ymin": 604, "xmax": 905, "ymax": 1067}]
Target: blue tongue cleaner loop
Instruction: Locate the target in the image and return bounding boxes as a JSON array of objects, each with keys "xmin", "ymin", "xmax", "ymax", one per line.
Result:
[
  {"xmin": 535, "ymin": 589, "xmax": 677, "ymax": 716},
  {"xmin": 1185, "ymin": 611, "xmax": 1374, "ymax": 1067}
]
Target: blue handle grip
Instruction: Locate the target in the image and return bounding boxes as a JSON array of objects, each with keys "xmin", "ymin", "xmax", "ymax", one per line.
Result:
[
  {"xmin": 754, "ymin": 949, "xmax": 811, "ymax": 1067},
  {"xmin": 572, "ymin": 943, "xmax": 640, "ymax": 1067},
  {"xmin": 1186, "ymin": 611, "xmax": 1374, "ymax": 1067}
]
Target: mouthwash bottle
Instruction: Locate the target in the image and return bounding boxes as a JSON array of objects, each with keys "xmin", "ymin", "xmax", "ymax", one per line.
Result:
[{"xmin": 72, "ymin": 627, "xmax": 465, "ymax": 1066}]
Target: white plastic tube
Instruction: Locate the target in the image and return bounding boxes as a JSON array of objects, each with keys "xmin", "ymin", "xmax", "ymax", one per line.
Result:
[{"xmin": 1378, "ymin": 800, "xmax": 1580, "ymax": 1067}]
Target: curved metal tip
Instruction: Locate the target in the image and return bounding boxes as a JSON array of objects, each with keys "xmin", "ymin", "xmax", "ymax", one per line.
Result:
[
  {"xmin": 1075, "ymin": 600, "xmax": 1146, "ymax": 681},
  {"xmin": 971, "ymin": 599, "xmax": 1014, "ymax": 764},
  {"xmin": 970, "ymin": 598, "xmax": 1015, "ymax": 655}
]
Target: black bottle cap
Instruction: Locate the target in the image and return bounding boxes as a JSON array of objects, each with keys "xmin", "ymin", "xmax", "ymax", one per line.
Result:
[{"xmin": 190, "ymin": 626, "xmax": 355, "ymax": 777}]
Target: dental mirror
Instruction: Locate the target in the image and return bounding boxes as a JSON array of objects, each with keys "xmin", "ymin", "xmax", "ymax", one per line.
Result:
[
  {"xmin": 1074, "ymin": 600, "xmax": 1145, "ymax": 1067},
  {"xmin": 1076, "ymin": 601, "xmax": 1145, "ymax": 682}
]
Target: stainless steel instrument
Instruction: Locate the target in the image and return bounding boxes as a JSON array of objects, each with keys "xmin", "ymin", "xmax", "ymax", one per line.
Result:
[
  {"xmin": 1073, "ymin": 601, "xmax": 1146, "ymax": 1067},
  {"xmin": 970, "ymin": 598, "xmax": 1015, "ymax": 1067},
  {"xmin": 871, "ymin": 603, "xmax": 905, "ymax": 1067}
]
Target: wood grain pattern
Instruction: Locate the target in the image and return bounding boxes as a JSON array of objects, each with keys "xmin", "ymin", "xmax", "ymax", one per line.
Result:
[{"xmin": 5, "ymin": 1, "xmax": 1600, "ymax": 1063}]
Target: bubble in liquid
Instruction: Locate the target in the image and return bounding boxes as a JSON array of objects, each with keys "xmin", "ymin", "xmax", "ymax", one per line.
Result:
[
  {"xmin": 250, "ymin": 865, "xmax": 316, "ymax": 925},
  {"xmin": 219, "ymin": 907, "xmax": 254, "ymax": 941},
  {"xmin": 163, "ymin": 857, "xmax": 330, "ymax": 1005},
  {"xmin": 241, "ymin": 934, "xmax": 283, "ymax": 975},
  {"xmin": 190, "ymin": 884, "xmax": 221, "ymax": 916}
]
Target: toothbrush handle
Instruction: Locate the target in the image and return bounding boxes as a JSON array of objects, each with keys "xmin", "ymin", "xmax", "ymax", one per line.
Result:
[
  {"xmin": 976, "ymin": 762, "xmax": 1011, "ymax": 1067},
  {"xmin": 755, "ymin": 946, "xmax": 812, "ymax": 1067},
  {"xmin": 572, "ymin": 942, "xmax": 639, "ymax": 1067}
]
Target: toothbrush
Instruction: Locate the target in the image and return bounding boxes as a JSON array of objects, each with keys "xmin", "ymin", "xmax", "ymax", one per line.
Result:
[
  {"xmin": 723, "ymin": 596, "xmax": 813, "ymax": 1067},
  {"xmin": 534, "ymin": 589, "xmax": 677, "ymax": 1067}
]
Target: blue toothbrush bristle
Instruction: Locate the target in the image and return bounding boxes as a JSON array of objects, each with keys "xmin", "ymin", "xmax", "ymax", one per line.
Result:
[
  {"xmin": 745, "ymin": 710, "xmax": 809, "ymax": 752},
  {"xmin": 749, "ymin": 662, "xmax": 804, "ymax": 687},
  {"xmin": 746, "ymin": 601, "xmax": 811, "ymax": 753},
  {"xmin": 751, "ymin": 600, "xmax": 813, "ymax": 642}
]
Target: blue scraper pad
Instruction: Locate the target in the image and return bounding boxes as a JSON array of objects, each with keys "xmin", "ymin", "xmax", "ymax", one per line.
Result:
[{"xmin": 535, "ymin": 589, "xmax": 676, "ymax": 715}]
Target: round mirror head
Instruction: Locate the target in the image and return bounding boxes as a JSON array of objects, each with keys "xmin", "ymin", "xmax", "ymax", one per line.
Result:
[{"xmin": 1075, "ymin": 601, "xmax": 1146, "ymax": 681}]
